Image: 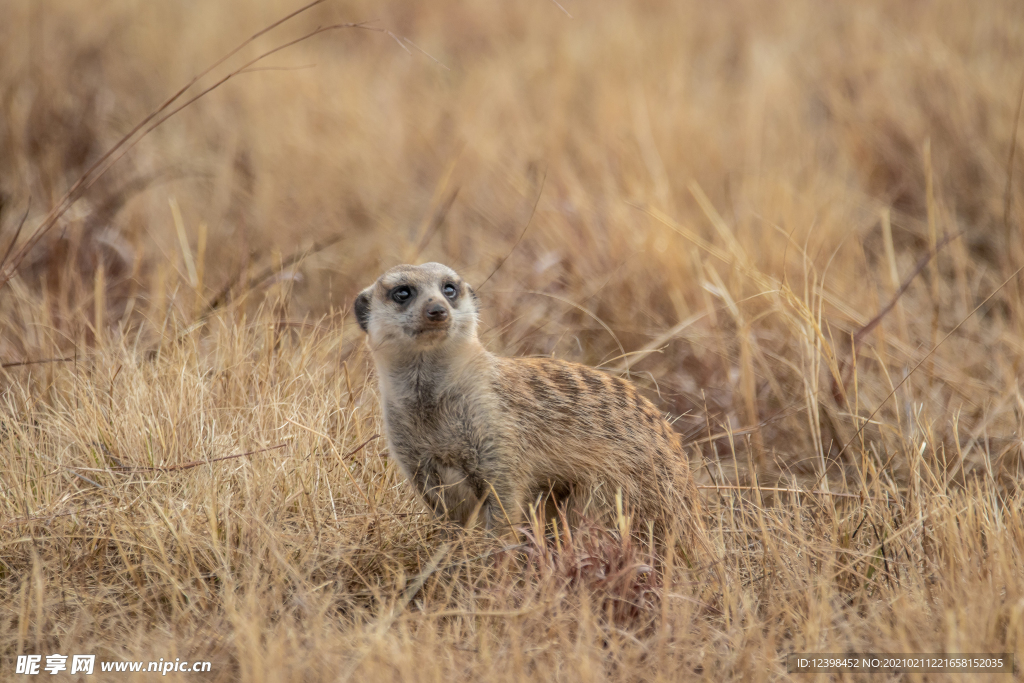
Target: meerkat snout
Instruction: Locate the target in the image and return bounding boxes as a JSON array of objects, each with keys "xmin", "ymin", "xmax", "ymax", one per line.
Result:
[
  {"xmin": 354, "ymin": 262, "xmax": 712, "ymax": 561},
  {"xmin": 423, "ymin": 300, "xmax": 449, "ymax": 323}
]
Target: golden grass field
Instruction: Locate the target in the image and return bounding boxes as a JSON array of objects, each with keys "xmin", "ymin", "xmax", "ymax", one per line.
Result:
[{"xmin": 3, "ymin": 0, "xmax": 1024, "ymax": 679}]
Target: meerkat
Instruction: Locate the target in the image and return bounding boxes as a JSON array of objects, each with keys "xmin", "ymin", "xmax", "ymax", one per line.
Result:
[{"xmin": 354, "ymin": 262, "xmax": 711, "ymax": 559}]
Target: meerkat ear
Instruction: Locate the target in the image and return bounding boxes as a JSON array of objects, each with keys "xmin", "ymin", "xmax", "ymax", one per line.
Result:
[
  {"xmin": 354, "ymin": 291, "xmax": 372, "ymax": 332},
  {"xmin": 467, "ymin": 285, "xmax": 478, "ymax": 301}
]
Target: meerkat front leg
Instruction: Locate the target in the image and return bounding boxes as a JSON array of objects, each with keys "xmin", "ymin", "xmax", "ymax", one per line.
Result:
[
  {"xmin": 479, "ymin": 476, "xmax": 525, "ymax": 531},
  {"xmin": 411, "ymin": 460, "xmax": 455, "ymax": 518},
  {"xmin": 412, "ymin": 459, "xmax": 483, "ymax": 525}
]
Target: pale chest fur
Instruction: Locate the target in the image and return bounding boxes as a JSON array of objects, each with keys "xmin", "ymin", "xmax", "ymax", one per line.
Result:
[{"xmin": 376, "ymin": 351, "xmax": 502, "ymax": 496}]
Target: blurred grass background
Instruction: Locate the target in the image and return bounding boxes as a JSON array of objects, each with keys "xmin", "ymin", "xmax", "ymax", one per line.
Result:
[{"xmin": 2, "ymin": 0, "xmax": 1024, "ymax": 680}]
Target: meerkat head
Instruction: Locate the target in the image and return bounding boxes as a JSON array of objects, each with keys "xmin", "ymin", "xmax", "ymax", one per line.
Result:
[{"xmin": 354, "ymin": 263, "xmax": 480, "ymax": 358}]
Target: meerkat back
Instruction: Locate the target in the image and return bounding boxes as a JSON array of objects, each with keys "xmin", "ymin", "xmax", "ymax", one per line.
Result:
[{"xmin": 493, "ymin": 355, "xmax": 709, "ymax": 555}]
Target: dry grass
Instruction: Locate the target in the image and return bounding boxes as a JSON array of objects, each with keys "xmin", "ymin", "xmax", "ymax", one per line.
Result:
[{"xmin": 2, "ymin": 0, "xmax": 1024, "ymax": 679}]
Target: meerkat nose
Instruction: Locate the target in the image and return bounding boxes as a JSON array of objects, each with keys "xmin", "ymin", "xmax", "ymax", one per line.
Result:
[{"xmin": 424, "ymin": 302, "xmax": 449, "ymax": 322}]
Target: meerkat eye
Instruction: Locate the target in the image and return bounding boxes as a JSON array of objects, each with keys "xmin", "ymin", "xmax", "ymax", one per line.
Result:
[
  {"xmin": 442, "ymin": 283, "xmax": 458, "ymax": 301},
  {"xmin": 391, "ymin": 286, "xmax": 413, "ymax": 304}
]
